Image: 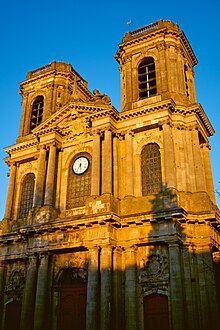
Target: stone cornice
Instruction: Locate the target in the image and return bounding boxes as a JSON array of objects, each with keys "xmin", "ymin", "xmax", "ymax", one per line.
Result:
[
  {"xmin": 4, "ymin": 139, "xmax": 38, "ymax": 155},
  {"xmin": 119, "ymin": 100, "xmax": 175, "ymax": 120},
  {"xmin": 174, "ymin": 103, "xmax": 215, "ymax": 136},
  {"xmin": 19, "ymin": 62, "xmax": 93, "ymax": 99},
  {"xmin": 4, "ymin": 100, "xmax": 214, "ymax": 156},
  {"xmin": 115, "ymin": 20, "xmax": 198, "ymax": 67}
]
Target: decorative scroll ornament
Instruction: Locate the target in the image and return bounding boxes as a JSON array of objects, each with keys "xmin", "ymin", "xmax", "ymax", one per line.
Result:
[
  {"xmin": 55, "ymin": 266, "xmax": 88, "ymax": 286},
  {"xmin": 5, "ymin": 270, "xmax": 25, "ymax": 294},
  {"xmin": 139, "ymin": 253, "xmax": 169, "ymax": 284}
]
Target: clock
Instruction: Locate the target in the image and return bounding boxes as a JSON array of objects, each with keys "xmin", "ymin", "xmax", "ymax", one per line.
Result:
[{"xmin": 73, "ymin": 156, "xmax": 89, "ymax": 175}]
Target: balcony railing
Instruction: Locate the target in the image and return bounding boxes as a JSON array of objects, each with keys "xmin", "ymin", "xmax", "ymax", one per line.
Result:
[{"xmin": 130, "ymin": 21, "xmax": 158, "ymax": 37}]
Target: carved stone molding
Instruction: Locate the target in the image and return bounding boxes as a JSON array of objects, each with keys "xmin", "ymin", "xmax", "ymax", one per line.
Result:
[
  {"xmin": 139, "ymin": 253, "xmax": 169, "ymax": 285},
  {"xmin": 5, "ymin": 269, "xmax": 25, "ymax": 298},
  {"xmin": 54, "ymin": 265, "xmax": 88, "ymax": 287}
]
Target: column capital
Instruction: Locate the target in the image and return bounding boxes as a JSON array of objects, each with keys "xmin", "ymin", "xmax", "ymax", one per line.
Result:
[
  {"xmin": 38, "ymin": 251, "xmax": 50, "ymax": 260},
  {"xmin": 26, "ymin": 253, "xmax": 38, "ymax": 262},
  {"xmin": 0, "ymin": 256, "xmax": 5, "ymax": 267},
  {"xmin": 168, "ymin": 240, "xmax": 180, "ymax": 248},
  {"xmin": 200, "ymin": 142, "xmax": 211, "ymax": 150},
  {"xmin": 125, "ymin": 129, "xmax": 134, "ymax": 137},
  {"xmin": 100, "ymin": 243, "xmax": 114, "ymax": 252},
  {"xmin": 5, "ymin": 160, "xmax": 17, "ymax": 168},
  {"xmin": 86, "ymin": 244, "xmax": 100, "ymax": 251},
  {"xmin": 159, "ymin": 118, "xmax": 172, "ymax": 127},
  {"xmin": 124, "ymin": 244, "xmax": 138, "ymax": 251},
  {"xmin": 92, "ymin": 128, "xmax": 102, "ymax": 136},
  {"xmin": 115, "ymin": 132, "xmax": 125, "ymax": 140},
  {"xmin": 37, "ymin": 144, "xmax": 47, "ymax": 151},
  {"xmin": 156, "ymin": 40, "xmax": 167, "ymax": 51}
]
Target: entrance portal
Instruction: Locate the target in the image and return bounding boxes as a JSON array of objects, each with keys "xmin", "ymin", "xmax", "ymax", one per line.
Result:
[
  {"xmin": 58, "ymin": 286, "xmax": 86, "ymax": 330},
  {"xmin": 4, "ymin": 300, "xmax": 22, "ymax": 330},
  {"xmin": 56, "ymin": 266, "xmax": 87, "ymax": 330},
  {"xmin": 144, "ymin": 294, "xmax": 170, "ymax": 330}
]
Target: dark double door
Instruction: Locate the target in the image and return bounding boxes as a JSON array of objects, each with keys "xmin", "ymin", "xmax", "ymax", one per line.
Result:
[
  {"xmin": 144, "ymin": 294, "xmax": 170, "ymax": 330},
  {"xmin": 58, "ymin": 286, "xmax": 87, "ymax": 330}
]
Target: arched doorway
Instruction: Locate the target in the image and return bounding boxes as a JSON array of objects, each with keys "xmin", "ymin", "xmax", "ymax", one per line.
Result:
[
  {"xmin": 55, "ymin": 267, "xmax": 87, "ymax": 330},
  {"xmin": 144, "ymin": 294, "xmax": 170, "ymax": 330}
]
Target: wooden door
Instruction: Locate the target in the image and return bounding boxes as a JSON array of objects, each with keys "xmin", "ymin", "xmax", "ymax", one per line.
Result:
[
  {"xmin": 144, "ymin": 294, "xmax": 170, "ymax": 330},
  {"xmin": 58, "ymin": 286, "xmax": 86, "ymax": 330},
  {"xmin": 4, "ymin": 300, "xmax": 22, "ymax": 330}
]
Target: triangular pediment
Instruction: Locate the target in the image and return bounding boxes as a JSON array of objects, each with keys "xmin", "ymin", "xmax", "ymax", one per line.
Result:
[{"xmin": 32, "ymin": 100, "xmax": 117, "ymax": 140}]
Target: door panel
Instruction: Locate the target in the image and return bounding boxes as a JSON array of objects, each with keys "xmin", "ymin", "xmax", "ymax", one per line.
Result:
[
  {"xmin": 58, "ymin": 286, "xmax": 86, "ymax": 330},
  {"xmin": 144, "ymin": 294, "xmax": 170, "ymax": 330},
  {"xmin": 4, "ymin": 301, "xmax": 22, "ymax": 330}
]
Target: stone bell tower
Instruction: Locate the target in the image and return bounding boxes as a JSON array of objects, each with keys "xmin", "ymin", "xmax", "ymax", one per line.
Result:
[
  {"xmin": 17, "ymin": 61, "xmax": 92, "ymax": 140},
  {"xmin": 115, "ymin": 19, "xmax": 197, "ymax": 111},
  {"xmin": 115, "ymin": 19, "xmax": 216, "ymax": 212}
]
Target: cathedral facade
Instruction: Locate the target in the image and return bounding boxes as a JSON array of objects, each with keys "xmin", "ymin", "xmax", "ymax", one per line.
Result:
[{"xmin": 0, "ymin": 19, "xmax": 220, "ymax": 330}]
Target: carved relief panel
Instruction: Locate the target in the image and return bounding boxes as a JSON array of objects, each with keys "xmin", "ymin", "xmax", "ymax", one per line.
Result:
[{"xmin": 138, "ymin": 245, "xmax": 169, "ymax": 296}]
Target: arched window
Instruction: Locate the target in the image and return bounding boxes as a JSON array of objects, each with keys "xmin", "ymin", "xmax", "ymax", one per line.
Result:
[
  {"xmin": 141, "ymin": 143, "xmax": 162, "ymax": 195},
  {"xmin": 19, "ymin": 173, "xmax": 35, "ymax": 218},
  {"xmin": 138, "ymin": 57, "xmax": 157, "ymax": 98},
  {"xmin": 66, "ymin": 153, "xmax": 92, "ymax": 209},
  {"xmin": 30, "ymin": 95, "xmax": 44, "ymax": 130}
]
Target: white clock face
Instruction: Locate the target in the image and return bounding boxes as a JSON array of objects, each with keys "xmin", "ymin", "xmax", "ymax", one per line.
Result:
[{"xmin": 73, "ymin": 157, "xmax": 89, "ymax": 174}]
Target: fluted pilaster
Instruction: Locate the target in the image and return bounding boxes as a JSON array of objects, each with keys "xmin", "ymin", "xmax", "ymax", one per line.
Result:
[
  {"xmin": 33, "ymin": 146, "xmax": 47, "ymax": 207},
  {"xmin": 4, "ymin": 162, "xmax": 17, "ymax": 219},
  {"xmin": 44, "ymin": 144, "xmax": 57, "ymax": 206}
]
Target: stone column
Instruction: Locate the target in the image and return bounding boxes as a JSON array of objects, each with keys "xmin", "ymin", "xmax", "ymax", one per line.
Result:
[
  {"xmin": 100, "ymin": 245, "xmax": 112, "ymax": 330},
  {"xmin": 203, "ymin": 251, "xmax": 220, "ymax": 328},
  {"xmin": 188, "ymin": 67, "xmax": 196, "ymax": 103},
  {"xmin": 91, "ymin": 132, "xmax": 101, "ymax": 196},
  {"xmin": 113, "ymin": 247, "xmax": 123, "ymax": 330},
  {"xmin": 51, "ymin": 84, "xmax": 58, "ymax": 115},
  {"xmin": 162, "ymin": 121, "xmax": 176, "ymax": 188},
  {"xmin": 20, "ymin": 254, "xmax": 38, "ymax": 330},
  {"xmin": 168, "ymin": 242, "xmax": 184, "ymax": 330},
  {"xmin": 123, "ymin": 56, "xmax": 132, "ymax": 111},
  {"xmin": 86, "ymin": 247, "xmax": 99, "ymax": 330},
  {"xmin": 125, "ymin": 131, "xmax": 134, "ymax": 196},
  {"xmin": 55, "ymin": 149, "xmax": 62, "ymax": 208},
  {"xmin": 44, "ymin": 144, "xmax": 57, "ymax": 206},
  {"xmin": 176, "ymin": 45, "xmax": 186, "ymax": 97},
  {"xmin": 33, "ymin": 253, "xmax": 49, "ymax": 330},
  {"xmin": 33, "ymin": 146, "xmax": 47, "ymax": 207},
  {"xmin": 125, "ymin": 246, "xmax": 137, "ymax": 330},
  {"xmin": 196, "ymin": 249, "xmax": 219, "ymax": 329},
  {"xmin": 201, "ymin": 143, "xmax": 215, "ymax": 203},
  {"xmin": 191, "ymin": 128, "xmax": 206, "ymax": 192},
  {"xmin": 181, "ymin": 246, "xmax": 195, "ymax": 330},
  {"xmin": 157, "ymin": 41, "xmax": 168, "ymax": 94},
  {"xmin": 0, "ymin": 257, "xmax": 5, "ymax": 328},
  {"xmin": 102, "ymin": 130, "xmax": 113, "ymax": 194},
  {"xmin": 4, "ymin": 162, "xmax": 17, "ymax": 220},
  {"xmin": 185, "ymin": 129, "xmax": 197, "ymax": 192},
  {"xmin": 18, "ymin": 92, "xmax": 29, "ymax": 137},
  {"xmin": 113, "ymin": 135, "xmax": 119, "ymax": 198}
]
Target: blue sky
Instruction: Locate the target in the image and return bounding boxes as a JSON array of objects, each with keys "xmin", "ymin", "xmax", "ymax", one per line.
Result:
[{"xmin": 0, "ymin": 0, "xmax": 220, "ymax": 218}]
